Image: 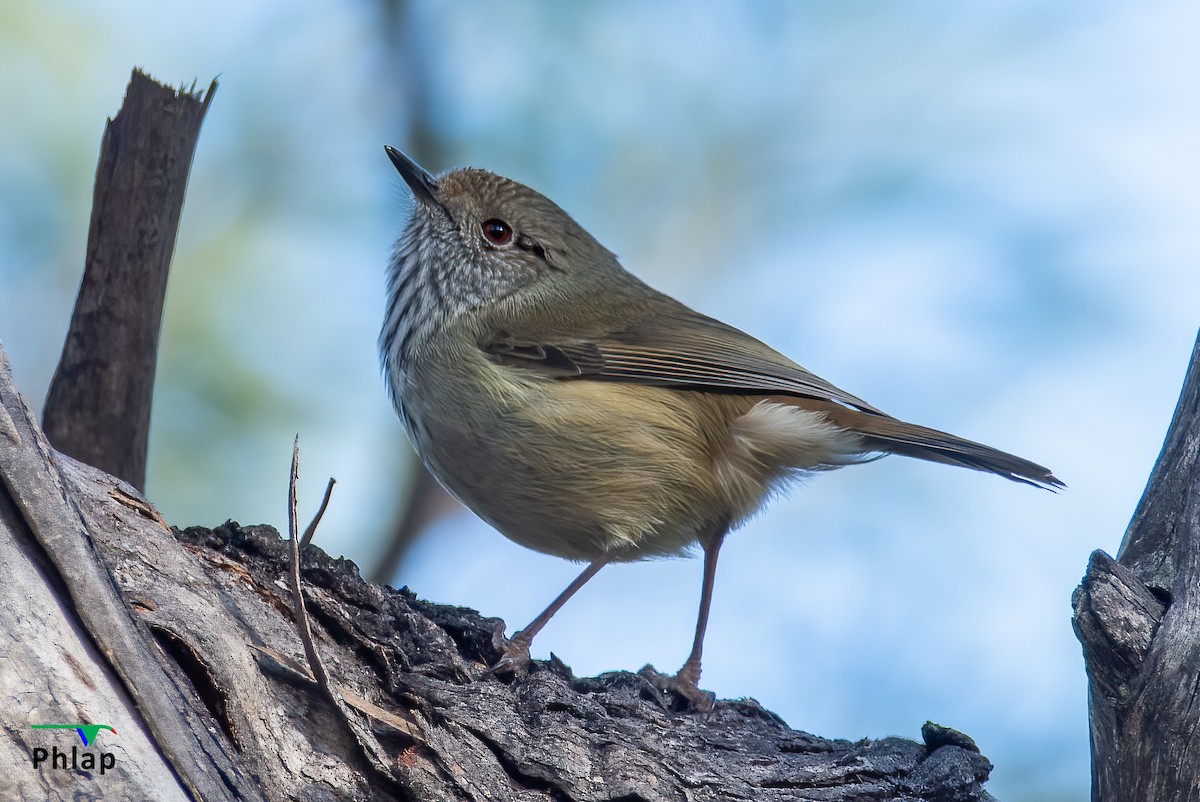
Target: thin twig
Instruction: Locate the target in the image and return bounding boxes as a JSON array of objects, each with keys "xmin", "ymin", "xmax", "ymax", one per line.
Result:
[
  {"xmin": 300, "ymin": 478, "xmax": 336, "ymax": 547},
  {"xmin": 284, "ymin": 437, "xmax": 404, "ymax": 788},
  {"xmin": 287, "ymin": 436, "xmax": 329, "ymax": 688}
]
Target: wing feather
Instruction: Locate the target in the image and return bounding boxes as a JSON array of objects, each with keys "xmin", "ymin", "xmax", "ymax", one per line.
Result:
[
  {"xmin": 484, "ymin": 307, "xmax": 882, "ymax": 413},
  {"xmin": 480, "ymin": 303, "xmax": 1062, "ymax": 490}
]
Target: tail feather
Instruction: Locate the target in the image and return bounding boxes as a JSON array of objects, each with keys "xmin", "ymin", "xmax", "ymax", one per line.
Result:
[{"xmin": 783, "ymin": 398, "xmax": 1063, "ymax": 490}]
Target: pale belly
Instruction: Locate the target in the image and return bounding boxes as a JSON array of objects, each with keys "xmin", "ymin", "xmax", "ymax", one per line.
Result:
[
  {"xmin": 399, "ymin": 364, "xmax": 740, "ymax": 562},
  {"xmin": 395, "ymin": 346, "xmax": 862, "ymax": 562}
]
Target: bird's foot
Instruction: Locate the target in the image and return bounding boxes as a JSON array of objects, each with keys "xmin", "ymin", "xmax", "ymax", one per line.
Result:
[
  {"xmin": 666, "ymin": 666, "xmax": 716, "ymax": 713},
  {"xmin": 643, "ymin": 663, "xmax": 716, "ymax": 712},
  {"xmin": 489, "ymin": 631, "xmax": 532, "ymax": 677}
]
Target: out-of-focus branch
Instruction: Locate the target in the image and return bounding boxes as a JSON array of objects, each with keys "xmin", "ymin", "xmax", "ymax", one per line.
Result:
[
  {"xmin": 368, "ymin": 458, "xmax": 459, "ymax": 584},
  {"xmin": 370, "ymin": 0, "xmax": 460, "ymax": 584}
]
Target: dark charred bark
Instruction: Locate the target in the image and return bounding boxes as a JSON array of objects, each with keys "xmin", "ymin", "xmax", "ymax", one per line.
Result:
[
  {"xmin": 42, "ymin": 69, "xmax": 214, "ymax": 491},
  {"xmin": 1073, "ymin": 331, "xmax": 1200, "ymax": 801}
]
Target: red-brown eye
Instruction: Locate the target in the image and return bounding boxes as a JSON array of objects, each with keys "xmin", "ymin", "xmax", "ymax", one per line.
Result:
[{"xmin": 481, "ymin": 219, "xmax": 513, "ymax": 246}]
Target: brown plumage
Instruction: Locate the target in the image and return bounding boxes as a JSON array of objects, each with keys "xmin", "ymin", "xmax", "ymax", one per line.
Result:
[
  {"xmin": 380, "ymin": 146, "xmax": 1061, "ymax": 708},
  {"xmin": 485, "ymin": 303, "xmax": 1061, "ymax": 493}
]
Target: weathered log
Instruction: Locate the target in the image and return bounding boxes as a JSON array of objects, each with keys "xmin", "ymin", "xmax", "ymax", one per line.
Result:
[
  {"xmin": 0, "ymin": 345, "xmax": 256, "ymax": 802},
  {"xmin": 1072, "ymin": 330, "xmax": 1200, "ymax": 801},
  {"xmin": 1, "ymin": 340, "xmax": 995, "ymax": 800}
]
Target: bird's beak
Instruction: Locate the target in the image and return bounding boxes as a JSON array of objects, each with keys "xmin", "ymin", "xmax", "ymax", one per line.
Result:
[{"xmin": 385, "ymin": 145, "xmax": 443, "ymax": 209}]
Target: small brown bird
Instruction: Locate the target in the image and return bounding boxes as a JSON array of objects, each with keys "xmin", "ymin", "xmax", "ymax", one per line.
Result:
[{"xmin": 380, "ymin": 146, "xmax": 1061, "ymax": 708}]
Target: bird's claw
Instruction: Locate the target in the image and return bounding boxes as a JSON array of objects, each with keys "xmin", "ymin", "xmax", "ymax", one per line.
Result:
[
  {"xmin": 642, "ymin": 664, "xmax": 716, "ymax": 712},
  {"xmin": 665, "ymin": 675, "xmax": 715, "ymax": 713},
  {"xmin": 489, "ymin": 633, "xmax": 532, "ymax": 677}
]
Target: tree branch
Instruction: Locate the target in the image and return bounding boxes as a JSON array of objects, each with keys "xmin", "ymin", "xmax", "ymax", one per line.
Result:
[
  {"xmin": 42, "ymin": 69, "xmax": 215, "ymax": 491},
  {"xmin": 1073, "ymin": 329, "xmax": 1200, "ymax": 801},
  {"xmin": 0, "ymin": 345, "xmax": 258, "ymax": 802}
]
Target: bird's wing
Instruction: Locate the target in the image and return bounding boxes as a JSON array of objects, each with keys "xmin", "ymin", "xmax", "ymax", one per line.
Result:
[
  {"xmin": 484, "ymin": 307, "xmax": 884, "ymax": 414},
  {"xmin": 483, "ymin": 305, "xmax": 1064, "ymax": 489}
]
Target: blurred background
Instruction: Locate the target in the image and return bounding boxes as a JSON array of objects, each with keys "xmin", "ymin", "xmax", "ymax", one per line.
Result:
[{"xmin": 3, "ymin": 2, "xmax": 1198, "ymax": 799}]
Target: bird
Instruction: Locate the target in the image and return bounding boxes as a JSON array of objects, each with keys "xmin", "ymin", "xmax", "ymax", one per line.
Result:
[{"xmin": 379, "ymin": 145, "xmax": 1061, "ymax": 709}]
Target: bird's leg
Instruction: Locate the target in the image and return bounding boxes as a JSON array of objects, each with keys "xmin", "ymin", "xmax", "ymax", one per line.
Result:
[
  {"xmin": 493, "ymin": 556, "xmax": 611, "ymax": 674},
  {"xmin": 668, "ymin": 527, "xmax": 728, "ymax": 711}
]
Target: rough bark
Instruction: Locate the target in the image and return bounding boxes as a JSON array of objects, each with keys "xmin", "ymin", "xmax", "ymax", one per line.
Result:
[
  {"xmin": 1072, "ymin": 330, "xmax": 1200, "ymax": 800},
  {"xmin": 0, "ymin": 346, "xmax": 258, "ymax": 802},
  {"xmin": 41, "ymin": 69, "xmax": 215, "ymax": 491},
  {"xmin": 0, "ymin": 341, "xmax": 995, "ymax": 801}
]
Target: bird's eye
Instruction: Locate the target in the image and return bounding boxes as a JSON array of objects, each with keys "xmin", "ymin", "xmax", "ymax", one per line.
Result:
[{"xmin": 481, "ymin": 219, "xmax": 513, "ymax": 246}]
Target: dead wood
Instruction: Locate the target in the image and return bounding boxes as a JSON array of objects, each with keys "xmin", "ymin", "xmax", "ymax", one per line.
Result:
[
  {"xmin": 42, "ymin": 69, "xmax": 214, "ymax": 491},
  {"xmin": 1073, "ymin": 330, "xmax": 1200, "ymax": 801}
]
